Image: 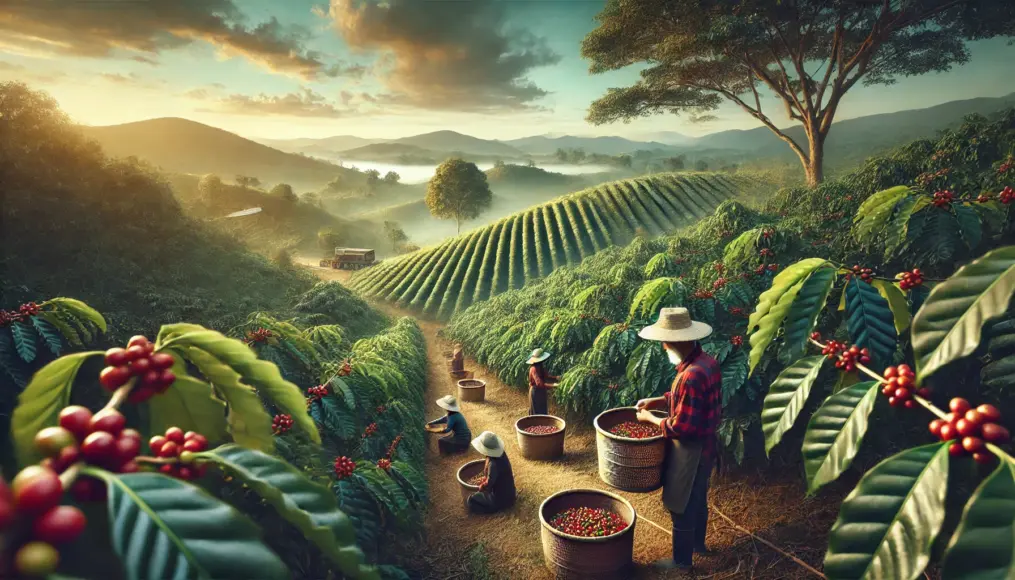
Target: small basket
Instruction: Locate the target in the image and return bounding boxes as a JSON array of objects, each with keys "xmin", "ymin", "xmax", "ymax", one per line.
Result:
[
  {"xmin": 456, "ymin": 459, "xmax": 486, "ymax": 508},
  {"xmin": 457, "ymin": 378, "xmax": 486, "ymax": 402},
  {"xmin": 593, "ymin": 407, "xmax": 668, "ymax": 492},
  {"xmin": 539, "ymin": 489, "xmax": 637, "ymax": 580},
  {"xmin": 515, "ymin": 415, "xmax": 566, "ymax": 460}
]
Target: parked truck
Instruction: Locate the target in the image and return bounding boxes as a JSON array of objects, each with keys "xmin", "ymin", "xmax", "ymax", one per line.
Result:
[{"xmin": 320, "ymin": 248, "xmax": 376, "ymax": 270}]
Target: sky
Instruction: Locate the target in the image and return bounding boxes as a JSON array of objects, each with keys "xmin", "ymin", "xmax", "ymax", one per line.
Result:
[{"xmin": 2, "ymin": 0, "xmax": 1014, "ymax": 142}]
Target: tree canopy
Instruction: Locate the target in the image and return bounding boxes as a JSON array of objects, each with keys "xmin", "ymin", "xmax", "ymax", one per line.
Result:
[
  {"xmin": 424, "ymin": 158, "xmax": 493, "ymax": 234},
  {"xmin": 582, "ymin": 0, "xmax": 1015, "ymax": 185},
  {"xmin": 270, "ymin": 183, "xmax": 297, "ymax": 203}
]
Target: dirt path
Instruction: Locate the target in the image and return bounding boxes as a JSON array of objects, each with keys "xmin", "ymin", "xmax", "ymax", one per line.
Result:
[{"xmin": 307, "ymin": 264, "xmax": 840, "ymax": 579}]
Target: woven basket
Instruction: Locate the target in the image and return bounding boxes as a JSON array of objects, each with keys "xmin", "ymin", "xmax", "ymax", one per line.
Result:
[
  {"xmin": 456, "ymin": 459, "xmax": 486, "ymax": 508},
  {"xmin": 539, "ymin": 489, "xmax": 636, "ymax": 580},
  {"xmin": 515, "ymin": 415, "xmax": 566, "ymax": 460},
  {"xmin": 594, "ymin": 407, "xmax": 668, "ymax": 492},
  {"xmin": 457, "ymin": 378, "xmax": 486, "ymax": 402}
]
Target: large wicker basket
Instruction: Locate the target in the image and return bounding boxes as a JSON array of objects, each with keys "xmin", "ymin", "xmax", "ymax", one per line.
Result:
[
  {"xmin": 515, "ymin": 415, "xmax": 566, "ymax": 460},
  {"xmin": 456, "ymin": 459, "xmax": 486, "ymax": 508},
  {"xmin": 457, "ymin": 378, "xmax": 486, "ymax": 402},
  {"xmin": 594, "ymin": 407, "xmax": 668, "ymax": 492},
  {"xmin": 539, "ymin": 489, "xmax": 636, "ymax": 579}
]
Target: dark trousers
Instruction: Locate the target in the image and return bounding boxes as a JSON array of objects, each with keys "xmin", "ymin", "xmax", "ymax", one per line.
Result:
[
  {"xmin": 437, "ymin": 437, "xmax": 468, "ymax": 455},
  {"xmin": 669, "ymin": 458, "xmax": 712, "ymax": 566}
]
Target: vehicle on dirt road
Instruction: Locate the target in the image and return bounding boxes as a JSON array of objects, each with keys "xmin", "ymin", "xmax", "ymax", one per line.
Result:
[{"xmin": 320, "ymin": 248, "xmax": 376, "ymax": 270}]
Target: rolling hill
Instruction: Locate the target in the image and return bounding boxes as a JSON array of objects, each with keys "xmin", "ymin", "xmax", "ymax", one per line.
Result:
[
  {"xmin": 80, "ymin": 118, "xmax": 359, "ymax": 190},
  {"xmin": 393, "ymin": 130, "xmax": 526, "ymax": 157},
  {"xmin": 505, "ymin": 135, "xmax": 679, "ymax": 155},
  {"xmin": 349, "ymin": 172, "xmax": 755, "ymax": 319}
]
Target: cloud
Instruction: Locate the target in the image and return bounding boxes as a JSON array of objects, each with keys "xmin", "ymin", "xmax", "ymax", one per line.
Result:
[
  {"xmin": 0, "ymin": 60, "xmax": 66, "ymax": 84},
  {"xmin": 98, "ymin": 72, "xmax": 166, "ymax": 90},
  {"xmin": 130, "ymin": 55, "xmax": 160, "ymax": 66},
  {"xmin": 326, "ymin": 0, "xmax": 560, "ymax": 112},
  {"xmin": 191, "ymin": 88, "xmax": 354, "ymax": 118},
  {"xmin": 0, "ymin": 1, "xmax": 358, "ymax": 81}
]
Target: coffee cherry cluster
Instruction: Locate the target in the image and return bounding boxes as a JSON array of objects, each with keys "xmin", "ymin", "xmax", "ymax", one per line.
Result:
[
  {"xmin": 362, "ymin": 422, "xmax": 378, "ymax": 438},
  {"xmin": 976, "ymin": 193, "xmax": 992, "ymax": 203},
  {"xmin": 608, "ymin": 421, "xmax": 659, "ymax": 439},
  {"xmin": 759, "ymin": 248, "xmax": 774, "ymax": 258},
  {"xmin": 337, "ymin": 360, "xmax": 353, "ymax": 377},
  {"xmin": 149, "ymin": 428, "xmax": 209, "ymax": 480},
  {"xmin": 916, "ymin": 167, "xmax": 950, "ymax": 186},
  {"xmin": 306, "ymin": 385, "xmax": 328, "ymax": 409},
  {"xmin": 376, "ymin": 405, "xmax": 387, "ymax": 414},
  {"xmin": 820, "ymin": 340, "xmax": 845, "ymax": 358},
  {"xmin": 244, "ymin": 328, "xmax": 273, "ymax": 345},
  {"xmin": 376, "ymin": 458, "xmax": 392, "ymax": 471},
  {"xmin": 692, "ymin": 290, "xmax": 714, "ymax": 300},
  {"xmin": 0, "ymin": 468, "xmax": 87, "ymax": 577},
  {"xmin": 837, "ymin": 345, "xmax": 870, "ymax": 372},
  {"xmin": 0, "ymin": 302, "xmax": 42, "ymax": 327},
  {"xmin": 851, "ymin": 265, "xmax": 874, "ymax": 283},
  {"xmin": 1000, "ymin": 186, "xmax": 1014, "ymax": 204},
  {"xmin": 334, "ymin": 456, "xmax": 356, "ymax": 479},
  {"xmin": 932, "ymin": 190, "xmax": 955, "ymax": 208},
  {"xmin": 810, "ymin": 332, "xmax": 822, "ymax": 342},
  {"xmin": 713, "ymin": 262, "xmax": 725, "ymax": 272},
  {"xmin": 385, "ymin": 434, "xmax": 403, "ymax": 459},
  {"xmin": 930, "ymin": 399, "xmax": 1011, "ymax": 464},
  {"xmin": 767, "ymin": 263, "xmax": 779, "ymax": 272},
  {"xmin": 53, "ymin": 406, "xmax": 140, "ymax": 476},
  {"xmin": 761, "ymin": 229, "xmax": 774, "ymax": 239},
  {"xmin": 999, "ymin": 157, "xmax": 1013, "ymax": 174},
  {"xmin": 466, "ymin": 474, "xmax": 487, "ymax": 487},
  {"xmin": 898, "ymin": 269, "xmax": 924, "ymax": 290},
  {"xmin": 272, "ymin": 414, "xmax": 294, "ymax": 435},
  {"xmin": 730, "ymin": 335, "xmax": 744, "ymax": 346},
  {"xmin": 101, "ymin": 336, "xmax": 175, "ymax": 403},
  {"xmin": 754, "ymin": 264, "xmax": 766, "ymax": 275},
  {"xmin": 549, "ymin": 507, "xmax": 629, "ymax": 538},
  {"xmin": 879, "ymin": 365, "xmax": 929, "ymax": 408},
  {"xmin": 712, "ymin": 277, "xmax": 728, "ymax": 290},
  {"xmin": 521, "ymin": 425, "xmax": 561, "ymax": 435}
]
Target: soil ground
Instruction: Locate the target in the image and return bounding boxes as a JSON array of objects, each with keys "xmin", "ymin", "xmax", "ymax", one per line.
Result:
[{"xmin": 308, "ymin": 263, "xmax": 843, "ymax": 579}]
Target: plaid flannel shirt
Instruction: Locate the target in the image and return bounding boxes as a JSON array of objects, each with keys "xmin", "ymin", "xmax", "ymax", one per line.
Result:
[{"xmin": 661, "ymin": 344, "xmax": 722, "ymax": 459}]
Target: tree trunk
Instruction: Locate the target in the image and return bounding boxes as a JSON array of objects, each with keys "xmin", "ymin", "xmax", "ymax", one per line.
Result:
[
  {"xmin": 456, "ymin": 215, "xmax": 461, "ymax": 235},
  {"xmin": 804, "ymin": 130, "xmax": 826, "ymax": 187}
]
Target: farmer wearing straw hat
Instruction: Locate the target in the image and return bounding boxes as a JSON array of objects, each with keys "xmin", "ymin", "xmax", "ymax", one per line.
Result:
[
  {"xmin": 633, "ymin": 307, "xmax": 721, "ymax": 573},
  {"xmin": 466, "ymin": 431, "xmax": 516, "ymax": 514},
  {"xmin": 526, "ymin": 348, "xmax": 559, "ymax": 416},
  {"xmin": 426, "ymin": 395, "xmax": 472, "ymax": 455}
]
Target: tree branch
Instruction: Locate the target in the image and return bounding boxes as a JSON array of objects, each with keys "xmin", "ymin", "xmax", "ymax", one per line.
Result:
[
  {"xmin": 700, "ymin": 83, "xmax": 810, "ymax": 164},
  {"xmin": 814, "ymin": 12, "xmax": 845, "ymax": 111}
]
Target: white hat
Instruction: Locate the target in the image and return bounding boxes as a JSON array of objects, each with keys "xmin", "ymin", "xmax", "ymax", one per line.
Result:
[
  {"xmin": 471, "ymin": 431, "xmax": 505, "ymax": 458},
  {"xmin": 436, "ymin": 395, "xmax": 460, "ymax": 412},
  {"xmin": 527, "ymin": 348, "xmax": 551, "ymax": 364},
  {"xmin": 638, "ymin": 307, "xmax": 712, "ymax": 343}
]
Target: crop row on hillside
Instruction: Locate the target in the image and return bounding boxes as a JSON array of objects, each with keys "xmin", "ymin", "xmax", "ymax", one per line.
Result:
[{"xmin": 350, "ymin": 172, "xmax": 752, "ymax": 318}]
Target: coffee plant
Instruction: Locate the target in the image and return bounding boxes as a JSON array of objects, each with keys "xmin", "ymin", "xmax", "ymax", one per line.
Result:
[{"xmin": 755, "ymin": 246, "xmax": 1015, "ymax": 579}]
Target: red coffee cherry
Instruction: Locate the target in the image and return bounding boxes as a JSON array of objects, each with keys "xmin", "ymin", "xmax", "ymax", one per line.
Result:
[
  {"xmin": 12, "ymin": 466, "xmax": 63, "ymax": 514},
  {"xmin": 88, "ymin": 409, "xmax": 126, "ymax": 436},
  {"xmin": 32, "ymin": 505, "xmax": 87, "ymax": 544},
  {"xmin": 58, "ymin": 406, "xmax": 93, "ymax": 441}
]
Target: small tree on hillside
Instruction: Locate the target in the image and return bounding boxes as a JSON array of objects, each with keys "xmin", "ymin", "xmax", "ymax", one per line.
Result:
[
  {"xmin": 317, "ymin": 228, "xmax": 343, "ymax": 254},
  {"xmin": 665, "ymin": 155, "xmax": 686, "ymax": 171},
  {"xmin": 694, "ymin": 159, "xmax": 709, "ymax": 172},
  {"xmin": 364, "ymin": 169, "xmax": 381, "ymax": 194},
  {"xmin": 383, "ymin": 221, "xmax": 409, "ymax": 251},
  {"xmin": 582, "ymin": 0, "xmax": 1015, "ymax": 186},
  {"xmin": 425, "ymin": 158, "xmax": 493, "ymax": 234},
  {"xmin": 271, "ymin": 183, "xmax": 297, "ymax": 203},
  {"xmin": 383, "ymin": 171, "xmax": 400, "ymax": 185},
  {"xmin": 236, "ymin": 175, "xmax": 260, "ymax": 188},
  {"xmin": 198, "ymin": 174, "xmax": 223, "ymax": 204},
  {"xmin": 301, "ymin": 191, "xmax": 323, "ymax": 208}
]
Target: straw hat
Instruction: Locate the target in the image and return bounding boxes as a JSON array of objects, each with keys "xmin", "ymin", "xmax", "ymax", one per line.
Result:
[
  {"xmin": 471, "ymin": 431, "xmax": 505, "ymax": 458},
  {"xmin": 436, "ymin": 395, "xmax": 460, "ymax": 412},
  {"xmin": 527, "ymin": 348, "xmax": 551, "ymax": 364},
  {"xmin": 638, "ymin": 307, "xmax": 712, "ymax": 343}
]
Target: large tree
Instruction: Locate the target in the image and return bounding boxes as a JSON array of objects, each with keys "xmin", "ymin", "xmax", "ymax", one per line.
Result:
[
  {"xmin": 425, "ymin": 158, "xmax": 493, "ymax": 234},
  {"xmin": 582, "ymin": 0, "xmax": 1013, "ymax": 186}
]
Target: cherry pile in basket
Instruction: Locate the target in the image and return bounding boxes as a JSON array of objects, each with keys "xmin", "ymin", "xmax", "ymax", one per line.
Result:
[
  {"xmin": 549, "ymin": 507, "xmax": 629, "ymax": 537},
  {"xmin": 521, "ymin": 425, "xmax": 561, "ymax": 435},
  {"xmin": 608, "ymin": 421, "xmax": 658, "ymax": 439},
  {"xmin": 466, "ymin": 474, "xmax": 487, "ymax": 486}
]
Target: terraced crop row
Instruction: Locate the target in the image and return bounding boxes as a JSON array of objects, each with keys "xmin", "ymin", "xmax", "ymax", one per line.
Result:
[{"xmin": 351, "ymin": 172, "xmax": 752, "ymax": 318}]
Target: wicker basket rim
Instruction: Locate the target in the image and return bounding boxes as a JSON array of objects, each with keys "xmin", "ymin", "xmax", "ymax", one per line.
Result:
[
  {"xmin": 515, "ymin": 414, "xmax": 567, "ymax": 436},
  {"xmin": 538, "ymin": 488, "xmax": 637, "ymax": 543},
  {"xmin": 593, "ymin": 407, "xmax": 668, "ymax": 442},
  {"xmin": 457, "ymin": 379, "xmax": 486, "ymax": 388},
  {"xmin": 456, "ymin": 459, "xmax": 486, "ymax": 489}
]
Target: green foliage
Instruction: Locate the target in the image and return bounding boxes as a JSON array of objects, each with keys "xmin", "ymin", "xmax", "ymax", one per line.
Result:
[
  {"xmin": 294, "ymin": 282, "xmax": 387, "ymax": 339},
  {"xmin": 748, "ymin": 259, "xmax": 830, "ymax": 374},
  {"xmin": 844, "ymin": 277, "xmax": 898, "ymax": 370},
  {"xmin": 941, "ymin": 458, "xmax": 1015, "ymax": 579},
  {"xmin": 425, "ymin": 158, "xmax": 493, "ymax": 233},
  {"xmin": 760, "ymin": 356, "xmax": 826, "ymax": 454},
  {"xmin": 802, "ymin": 382, "xmax": 879, "ymax": 494}
]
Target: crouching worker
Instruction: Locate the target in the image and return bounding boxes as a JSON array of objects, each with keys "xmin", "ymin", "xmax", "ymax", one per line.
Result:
[
  {"xmin": 427, "ymin": 395, "xmax": 471, "ymax": 455},
  {"xmin": 467, "ymin": 431, "xmax": 516, "ymax": 514},
  {"xmin": 451, "ymin": 344, "xmax": 465, "ymax": 373}
]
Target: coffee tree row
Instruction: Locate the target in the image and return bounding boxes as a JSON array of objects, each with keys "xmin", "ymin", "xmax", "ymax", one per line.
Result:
[
  {"xmin": 755, "ymin": 246, "xmax": 1015, "ymax": 579},
  {"xmin": 1, "ymin": 312, "xmax": 385, "ymax": 579}
]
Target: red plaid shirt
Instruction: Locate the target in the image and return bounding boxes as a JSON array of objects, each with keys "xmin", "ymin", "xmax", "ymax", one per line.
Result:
[{"xmin": 661, "ymin": 344, "xmax": 722, "ymax": 459}]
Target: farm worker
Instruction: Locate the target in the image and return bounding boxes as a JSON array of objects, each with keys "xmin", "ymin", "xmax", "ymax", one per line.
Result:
[
  {"xmin": 427, "ymin": 395, "xmax": 472, "ymax": 455},
  {"xmin": 633, "ymin": 307, "xmax": 721, "ymax": 573},
  {"xmin": 466, "ymin": 431, "xmax": 516, "ymax": 514},
  {"xmin": 451, "ymin": 344, "xmax": 465, "ymax": 373},
  {"xmin": 526, "ymin": 348, "xmax": 559, "ymax": 416}
]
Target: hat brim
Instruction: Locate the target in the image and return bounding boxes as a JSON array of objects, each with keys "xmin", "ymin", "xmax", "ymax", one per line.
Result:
[
  {"xmin": 527, "ymin": 353, "xmax": 551, "ymax": 364},
  {"xmin": 471, "ymin": 435, "xmax": 505, "ymax": 457},
  {"xmin": 638, "ymin": 321, "xmax": 713, "ymax": 343},
  {"xmin": 436, "ymin": 399, "xmax": 460, "ymax": 412}
]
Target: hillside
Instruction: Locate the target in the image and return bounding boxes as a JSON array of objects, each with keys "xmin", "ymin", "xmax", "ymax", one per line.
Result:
[
  {"xmin": 80, "ymin": 117, "xmax": 360, "ymax": 190},
  {"xmin": 257, "ymin": 135, "xmax": 382, "ymax": 152},
  {"xmin": 506, "ymin": 134, "xmax": 678, "ymax": 155},
  {"xmin": 350, "ymin": 172, "xmax": 758, "ymax": 318},
  {"xmin": 394, "ymin": 130, "xmax": 526, "ymax": 157}
]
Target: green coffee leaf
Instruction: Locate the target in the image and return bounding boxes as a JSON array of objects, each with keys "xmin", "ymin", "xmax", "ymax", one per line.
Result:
[
  {"xmin": 761, "ymin": 356, "xmax": 825, "ymax": 454},
  {"xmin": 941, "ymin": 457, "xmax": 1015, "ymax": 579},
  {"xmin": 802, "ymin": 382, "xmax": 879, "ymax": 494}
]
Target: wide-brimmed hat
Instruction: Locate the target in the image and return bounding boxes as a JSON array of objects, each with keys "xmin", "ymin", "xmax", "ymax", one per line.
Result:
[
  {"xmin": 527, "ymin": 348, "xmax": 551, "ymax": 364},
  {"xmin": 638, "ymin": 307, "xmax": 712, "ymax": 343},
  {"xmin": 471, "ymin": 431, "xmax": 505, "ymax": 458},
  {"xmin": 436, "ymin": 395, "xmax": 460, "ymax": 412}
]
